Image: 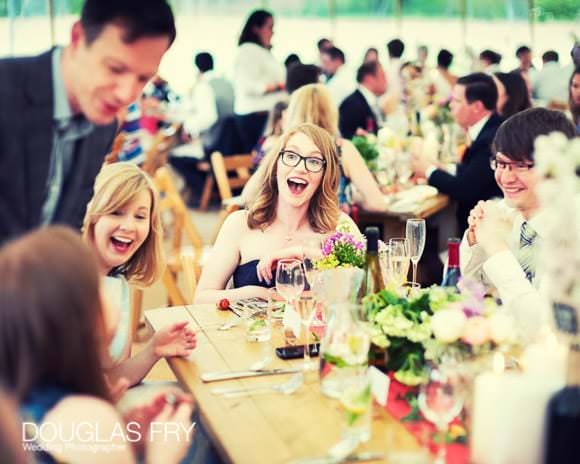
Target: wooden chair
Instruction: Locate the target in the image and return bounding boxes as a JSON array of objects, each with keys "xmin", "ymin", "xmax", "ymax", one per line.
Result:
[
  {"xmin": 104, "ymin": 132, "xmax": 126, "ymax": 164},
  {"xmin": 180, "ymin": 246, "xmax": 198, "ymax": 304},
  {"xmin": 141, "ymin": 123, "xmax": 181, "ymax": 176}
]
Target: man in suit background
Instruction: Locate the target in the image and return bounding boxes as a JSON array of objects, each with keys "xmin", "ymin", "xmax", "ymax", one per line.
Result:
[
  {"xmin": 0, "ymin": 0, "xmax": 176, "ymax": 245},
  {"xmin": 339, "ymin": 61, "xmax": 387, "ymax": 139},
  {"xmin": 412, "ymin": 72, "xmax": 503, "ymax": 233}
]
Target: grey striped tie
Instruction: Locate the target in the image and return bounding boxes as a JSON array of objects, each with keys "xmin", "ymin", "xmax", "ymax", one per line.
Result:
[{"xmin": 517, "ymin": 221, "xmax": 538, "ymax": 282}]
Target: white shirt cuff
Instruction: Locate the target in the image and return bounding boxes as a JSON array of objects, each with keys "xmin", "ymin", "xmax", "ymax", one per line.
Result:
[
  {"xmin": 483, "ymin": 250, "xmax": 535, "ymax": 305},
  {"xmin": 425, "ymin": 166, "xmax": 438, "ymax": 180}
]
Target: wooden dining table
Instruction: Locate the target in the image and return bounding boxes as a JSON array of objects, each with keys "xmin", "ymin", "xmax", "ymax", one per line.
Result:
[{"xmin": 145, "ymin": 305, "xmax": 426, "ymax": 464}]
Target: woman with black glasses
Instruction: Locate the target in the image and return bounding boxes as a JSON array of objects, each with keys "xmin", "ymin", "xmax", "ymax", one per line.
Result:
[{"xmin": 194, "ymin": 123, "xmax": 359, "ymax": 304}]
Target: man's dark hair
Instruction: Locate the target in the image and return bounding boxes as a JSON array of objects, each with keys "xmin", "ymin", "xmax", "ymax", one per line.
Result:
[
  {"xmin": 437, "ymin": 49, "xmax": 453, "ymax": 69},
  {"xmin": 195, "ymin": 52, "xmax": 213, "ymax": 73},
  {"xmin": 286, "ymin": 64, "xmax": 321, "ymax": 94},
  {"xmin": 494, "ymin": 72, "xmax": 532, "ymax": 119},
  {"xmin": 387, "ymin": 39, "xmax": 404, "ymax": 58},
  {"xmin": 542, "ymin": 50, "xmax": 559, "ymax": 63},
  {"xmin": 493, "ymin": 108, "xmax": 576, "ymax": 163},
  {"xmin": 81, "ymin": 0, "xmax": 176, "ymax": 46},
  {"xmin": 317, "ymin": 38, "xmax": 332, "ymax": 51},
  {"xmin": 457, "ymin": 72, "xmax": 498, "ymax": 111},
  {"xmin": 357, "ymin": 61, "xmax": 379, "ymax": 84},
  {"xmin": 479, "ymin": 49, "xmax": 502, "ymax": 65},
  {"xmin": 238, "ymin": 9, "xmax": 272, "ymax": 47},
  {"xmin": 322, "ymin": 46, "xmax": 345, "ymax": 64},
  {"xmin": 516, "ymin": 45, "xmax": 531, "ymax": 58},
  {"xmin": 284, "ymin": 53, "xmax": 301, "ymax": 69}
]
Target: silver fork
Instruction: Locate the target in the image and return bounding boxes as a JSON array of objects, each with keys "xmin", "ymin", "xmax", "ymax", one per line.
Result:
[{"xmin": 212, "ymin": 372, "xmax": 303, "ymax": 398}]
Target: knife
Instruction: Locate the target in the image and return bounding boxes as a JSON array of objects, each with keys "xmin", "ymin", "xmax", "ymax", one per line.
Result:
[
  {"xmin": 288, "ymin": 451, "xmax": 385, "ymax": 464},
  {"xmin": 201, "ymin": 368, "xmax": 300, "ymax": 382}
]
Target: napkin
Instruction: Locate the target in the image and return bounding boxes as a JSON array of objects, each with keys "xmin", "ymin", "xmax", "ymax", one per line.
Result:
[{"xmin": 387, "ymin": 185, "xmax": 439, "ymax": 213}]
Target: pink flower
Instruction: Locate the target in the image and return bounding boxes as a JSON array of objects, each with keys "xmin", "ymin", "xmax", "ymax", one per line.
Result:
[{"xmin": 461, "ymin": 316, "xmax": 491, "ymax": 346}]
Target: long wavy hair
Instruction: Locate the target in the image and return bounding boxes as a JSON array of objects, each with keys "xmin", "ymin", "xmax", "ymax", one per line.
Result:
[
  {"xmin": 0, "ymin": 227, "xmax": 109, "ymax": 402},
  {"xmin": 83, "ymin": 163, "xmax": 165, "ymax": 287},
  {"xmin": 247, "ymin": 123, "xmax": 340, "ymax": 233},
  {"xmin": 285, "ymin": 83, "xmax": 339, "ymax": 136}
]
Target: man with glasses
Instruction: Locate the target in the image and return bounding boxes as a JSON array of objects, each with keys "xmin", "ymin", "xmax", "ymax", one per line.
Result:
[
  {"xmin": 412, "ymin": 72, "xmax": 503, "ymax": 233},
  {"xmin": 460, "ymin": 108, "xmax": 577, "ymax": 335}
]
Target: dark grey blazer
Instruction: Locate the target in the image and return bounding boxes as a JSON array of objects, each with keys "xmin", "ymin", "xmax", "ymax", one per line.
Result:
[{"xmin": 0, "ymin": 50, "xmax": 117, "ymax": 245}]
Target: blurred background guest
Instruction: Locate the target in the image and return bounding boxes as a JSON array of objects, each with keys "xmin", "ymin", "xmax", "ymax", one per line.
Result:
[
  {"xmin": 494, "ymin": 72, "xmax": 532, "ymax": 119},
  {"xmin": 320, "ymin": 46, "xmax": 355, "ymax": 107},
  {"xmin": 569, "ymin": 67, "xmax": 580, "ymax": 133}
]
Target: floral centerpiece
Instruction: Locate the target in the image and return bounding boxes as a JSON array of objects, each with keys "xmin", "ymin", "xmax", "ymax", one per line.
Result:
[
  {"xmin": 352, "ymin": 134, "xmax": 380, "ymax": 172},
  {"xmin": 421, "ymin": 97, "xmax": 454, "ymax": 128},
  {"xmin": 315, "ymin": 231, "xmax": 365, "ymax": 270},
  {"xmin": 362, "ymin": 280, "xmax": 519, "ymax": 386}
]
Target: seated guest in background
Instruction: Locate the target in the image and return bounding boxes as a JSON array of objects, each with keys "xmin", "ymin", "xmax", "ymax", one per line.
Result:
[
  {"xmin": 512, "ymin": 45, "xmax": 536, "ymax": 79},
  {"xmin": 286, "ymin": 63, "xmax": 321, "ymax": 94},
  {"xmin": 363, "ymin": 47, "xmax": 379, "ymax": 64},
  {"xmin": 243, "ymin": 84, "xmax": 387, "ymax": 213},
  {"xmin": 532, "ymin": 50, "xmax": 569, "ymax": 105},
  {"xmin": 317, "ymin": 37, "xmax": 334, "ymax": 69},
  {"xmin": 320, "ymin": 46, "xmax": 356, "ymax": 107},
  {"xmin": 412, "ymin": 72, "xmax": 503, "ymax": 233},
  {"xmin": 233, "ymin": 10, "xmax": 285, "ymax": 153},
  {"xmin": 253, "ymin": 100, "xmax": 288, "ymax": 168},
  {"xmin": 0, "ymin": 226, "xmax": 194, "ymax": 464},
  {"xmin": 432, "ymin": 49, "xmax": 458, "ymax": 99},
  {"xmin": 0, "ymin": 0, "xmax": 176, "ymax": 245},
  {"xmin": 493, "ymin": 72, "xmax": 532, "ymax": 119},
  {"xmin": 416, "ymin": 44, "xmax": 429, "ymax": 71},
  {"xmin": 339, "ymin": 61, "xmax": 387, "ymax": 139},
  {"xmin": 83, "ymin": 163, "xmax": 196, "ymax": 391},
  {"xmin": 195, "ymin": 123, "xmax": 359, "ymax": 304},
  {"xmin": 460, "ymin": 108, "xmax": 577, "ymax": 336},
  {"xmin": 569, "ymin": 67, "xmax": 580, "ymax": 133},
  {"xmin": 479, "ymin": 49, "xmax": 502, "ymax": 73}
]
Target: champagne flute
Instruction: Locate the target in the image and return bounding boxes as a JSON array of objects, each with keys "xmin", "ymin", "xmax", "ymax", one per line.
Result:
[
  {"xmin": 388, "ymin": 238, "xmax": 410, "ymax": 288},
  {"xmin": 406, "ymin": 219, "xmax": 426, "ymax": 285},
  {"xmin": 418, "ymin": 366, "xmax": 464, "ymax": 464},
  {"xmin": 275, "ymin": 259, "xmax": 305, "ymax": 306}
]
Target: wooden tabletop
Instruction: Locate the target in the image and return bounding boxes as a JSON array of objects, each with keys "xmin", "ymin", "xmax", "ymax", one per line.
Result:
[{"xmin": 146, "ymin": 305, "xmax": 425, "ymax": 464}]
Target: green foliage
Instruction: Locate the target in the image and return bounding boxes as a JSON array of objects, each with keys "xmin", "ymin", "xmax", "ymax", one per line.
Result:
[{"xmin": 352, "ymin": 136, "xmax": 380, "ymax": 172}]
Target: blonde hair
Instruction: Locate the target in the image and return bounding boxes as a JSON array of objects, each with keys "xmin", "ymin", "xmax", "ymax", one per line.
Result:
[
  {"xmin": 82, "ymin": 163, "xmax": 165, "ymax": 287},
  {"xmin": 285, "ymin": 84, "xmax": 339, "ymax": 136},
  {"xmin": 247, "ymin": 123, "xmax": 340, "ymax": 233}
]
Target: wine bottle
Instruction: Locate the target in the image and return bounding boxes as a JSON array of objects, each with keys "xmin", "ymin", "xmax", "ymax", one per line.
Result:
[
  {"xmin": 545, "ymin": 343, "xmax": 580, "ymax": 463},
  {"xmin": 441, "ymin": 238, "xmax": 461, "ymax": 289},
  {"xmin": 362, "ymin": 227, "xmax": 385, "ymax": 296}
]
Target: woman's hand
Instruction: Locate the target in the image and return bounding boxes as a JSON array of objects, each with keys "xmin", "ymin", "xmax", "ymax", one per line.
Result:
[
  {"xmin": 256, "ymin": 246, "xmax": 303, "ymax": 285},
  {"xmin": 152, "ymin": 322, "xmax": 196, "ymax": 358}
]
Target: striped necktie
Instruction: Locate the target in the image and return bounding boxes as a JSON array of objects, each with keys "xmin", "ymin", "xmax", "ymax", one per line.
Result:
[{"xmin": 517, "ymin": 221, "xmax": 538, "ymax": 282}]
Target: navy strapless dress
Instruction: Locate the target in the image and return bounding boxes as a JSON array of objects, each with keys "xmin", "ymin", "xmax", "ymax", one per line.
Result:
[{"xmin": 232, "ymin": 259, "xmax": 275, "ymax": 289}]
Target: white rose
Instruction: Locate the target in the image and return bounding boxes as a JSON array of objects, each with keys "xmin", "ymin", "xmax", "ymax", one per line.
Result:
[
  {"xmin": 431, "ymin": 309, "xmax": 466, "ymax": 343},
  {"xmin": 489, "ymin": 312, "xmax": 515, "ymax": 344}
]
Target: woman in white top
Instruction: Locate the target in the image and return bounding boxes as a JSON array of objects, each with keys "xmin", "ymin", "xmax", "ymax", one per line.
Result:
[{"xmin": 234, "ymin": 9, "xmax": 285, "ymax": 152}]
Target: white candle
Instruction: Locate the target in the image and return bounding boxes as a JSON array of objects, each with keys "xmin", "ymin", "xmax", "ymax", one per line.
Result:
[{"xmin": 471, "ymin": 372, "xmax": 563, "ymax": 464}]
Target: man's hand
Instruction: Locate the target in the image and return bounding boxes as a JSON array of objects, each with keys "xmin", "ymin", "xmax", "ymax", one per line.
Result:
[
  {"xmin": 467, "ymin": 201, "xmax": 486, "ymax": 246},
  {"xmin": 474, "ymin": 201, "xmax": 513, "ymax": 256}
]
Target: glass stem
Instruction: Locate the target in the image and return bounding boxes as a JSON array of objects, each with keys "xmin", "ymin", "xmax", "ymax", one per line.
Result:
[
  {"xmin": 412, "ymin": 261, "xmax": 417, "ymax": 284},
  {"xmin": 435, "ymin": 424, "xmax": 447, "ymax": 464}
]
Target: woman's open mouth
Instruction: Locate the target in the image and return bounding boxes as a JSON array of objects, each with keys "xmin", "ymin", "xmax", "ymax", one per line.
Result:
[
  {"xmin": 287, "ymin": 177, "xmax": 309, "ymax": 195},
  {"xmin": 110, "ymin": 236, "xmax": 133, "ymax": 254}
]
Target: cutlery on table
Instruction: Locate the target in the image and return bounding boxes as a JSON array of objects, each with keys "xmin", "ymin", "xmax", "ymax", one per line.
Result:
[
  {"xmin": 201, "ymin": 367, "xmax": 300, "ymax": 383},
  {"xmin": 212, "ymin": 373, "xmax": 303, "ymax": 397}
]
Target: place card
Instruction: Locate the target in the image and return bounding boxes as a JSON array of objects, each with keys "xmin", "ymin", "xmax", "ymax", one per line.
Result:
[{"xmin": 368, "ymin": 366, "xmax": 390, "ymax": 407}]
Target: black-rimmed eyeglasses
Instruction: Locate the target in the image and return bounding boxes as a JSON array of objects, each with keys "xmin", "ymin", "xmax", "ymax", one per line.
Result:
[
  {"xmin": 490, "ymin": 157, "xmax": 534, "ymax": 173},
  {"xmin": 279, "ymin": 150, "xmax": 326, "ymax": 173}
]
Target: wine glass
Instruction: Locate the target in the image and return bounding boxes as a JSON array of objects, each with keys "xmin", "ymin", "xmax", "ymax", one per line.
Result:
[
  {"xmin": 275, "ymin": 259, "xmax": 305, "ymax": 306},
  {"xmin": 301, "ymin": 237, "xmax": 324, "ymax": 289},
  {"xmin": 406, "ymin": 219, "xmax": 426, "ymax": 285},
  {"xmin": 418, "ymin": 366, "xmax": 464, "ymax": 464},
  {"xmin": 388, "ymin": 238, "xmax": 410, "ymax": 288}
]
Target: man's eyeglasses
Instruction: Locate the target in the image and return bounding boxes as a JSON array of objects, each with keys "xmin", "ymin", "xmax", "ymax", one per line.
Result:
[
  {"xmin": 279, "ymin": 150, "xmax": 326, "ymax": 173},
  {"xmin": 490, "ymin": 157, "xmax": 534, "ymax": 173}
]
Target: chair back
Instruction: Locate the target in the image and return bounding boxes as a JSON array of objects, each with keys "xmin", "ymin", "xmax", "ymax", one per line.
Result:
[
  {"xmin": 210, "ymin": 151, "xmax": 254, "ymax": 202},
  {"xmin": 142, "ymin": 123, "xmax": 181, "ymax": 176}
]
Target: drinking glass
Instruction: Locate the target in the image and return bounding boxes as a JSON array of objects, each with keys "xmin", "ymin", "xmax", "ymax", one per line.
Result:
[
  {"xmin": 340, "ymin": 369, "xmax": 373, "ymax": 443},
  {"xmin": 276, "ymin": 259, "xmax": 305, "ymax": 305},
  {"xmin": 406, "ymin": 219, "xmax": 426, "ymax": 285},
  {"xmin": 301, "ymin": 237, "xmax": 324, "ymax": 289},
  {"xmin": 295, "ymin": 295, "xmax": 318, "ymax": 371},
  {"xmin": 418, "ymin": 367, "xmax": 464, "ymax": 464},
  {"xmin": 388, "ymin": 238, "xmax": 410, "ymax": 288},
  {"xmin": 245, "ymin": 305, "xmax": 271, "ymax": 342}
]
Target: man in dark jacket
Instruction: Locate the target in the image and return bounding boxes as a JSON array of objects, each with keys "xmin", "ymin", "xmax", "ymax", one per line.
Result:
[
  {"xmin": 0, "ymin": 0, "xmax": 176, "ymax": 245},
  {"xmin": 412, "ymin": 72, "xmax": 503, "ymax": 233},
  {"xmin": 339, "ymin": 61, "xmax": 387, "ymax": 139}
]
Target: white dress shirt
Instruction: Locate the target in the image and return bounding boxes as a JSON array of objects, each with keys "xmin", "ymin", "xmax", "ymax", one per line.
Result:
[
  {"xmin": 531, "ymin": 61, "xmax": 570, "ymax": 103},
  {"xmin": 459, "ymin": 198, "xmax": 580, "ymax": 340},
  {"xmin": 183, "ymin": 71, "xmax": 218, "ymax": 137},
  {"xmin": 358, "ymin": 84, "xmax": 382, "ymax": 124},
  {"xmin": 326, "ymin": 64, "xmax": 356, "ymax": 107},
  {"xmin": 233, "ymin": 42, "xmax": 285, "ymax": 115}
]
